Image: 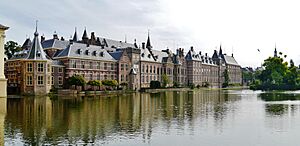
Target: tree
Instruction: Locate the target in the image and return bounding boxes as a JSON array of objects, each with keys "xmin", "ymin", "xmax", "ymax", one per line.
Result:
[
  {"xmin": 222, "ymin": 68, "xmax": 230, "ymax": 87},
  {"xmin": 162, "ymin": 74, "xmax": 169, "ymax": 88},
  {"xmin": 150, "ymin": 81, "xmax": 161, "ymax": 89},
  {"xmin": 68, "ymin": 75, "xmax": 86, "ymax": 91},
  {"xmin": 102, "ymin": 79, "xmax": 118, "ymax": 89},
  {"xmin": 4, "ymin": 41, "xmax": 22, "ymax": 59},
  {"xmin": 87, "ymin": 80, "xmax": 101, "ymax": 91}
]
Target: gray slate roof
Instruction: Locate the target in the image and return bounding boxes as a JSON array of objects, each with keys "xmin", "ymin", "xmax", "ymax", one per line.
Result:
[
  {"xmin": 140, "ymin": 48, "xmax": 156, "ymax": 62},
  {"xmin": 54, "ymin": 42, "xmax": 116, "ymax": 61},
  {"xmin": 100, "ymin": 38, "xmax": 136, "ymax": 49},
  {"xmin": 222, "ymin": 55, "xmax": 239, "ymax": 66},
  {"xmin": 185, "ymin": 49, "xmax": 202, "ymax": 61},
  {"xmin": 27, "ymin": 30, "xmax": 50, "ymax": 60},
  {"xmin": 109, "ymin": 51, "xmax": 123, "ymax": 60},
  {"xmin": 42, "ymin": 39, "xmax": 69, "ymax": 50}
]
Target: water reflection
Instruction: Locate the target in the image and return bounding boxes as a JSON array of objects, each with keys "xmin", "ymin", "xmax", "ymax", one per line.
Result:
[{"xmin": 4, "ymin": 90, "xmax": 241, "ymax": 145}]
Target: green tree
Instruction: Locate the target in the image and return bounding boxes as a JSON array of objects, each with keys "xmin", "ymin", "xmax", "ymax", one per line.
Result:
[
  {"xmin": 68, "ymin": 75, "xmax": 86, "ymax": 91},
  {"xmin": 4, "ymin": 41, "xmax": 22, "ymax": 59},
  {"xmin": 87, "ymin": 80, "xmax": 102, "ymax": 91},
  {"xmin": 102, "ymin": 79, "xmax": 118, "ymax": 89},
  {"xmin": 222, "ymin": 68, "xmax": 230, "ymax": 87},
  {"xmin": 162, "ymin": 74, "xmax": 169, "ymax": 88}
]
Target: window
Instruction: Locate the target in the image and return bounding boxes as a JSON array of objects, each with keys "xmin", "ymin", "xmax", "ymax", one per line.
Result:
[
  {"xmin": 121, "ymin": 64, "xmax": 124, "ymax": 71},
  {"xmin": 97, "ymin": 62, "xmax": 100, "ymax": 69},
  {"xmin": 81, "ymin": 61, "xmax": 85, "ymax": 68},
  {"xmin": 126, "ymin": 64, "xmax": 128, "ymax": 71},
  {"xmin": 27, "ymin": 63, "xmax": 33, "ymax": 72},
  {"xmin": 72, "ymin": 60, "xmax": 77, "ymax": 68},
  {"xmin": 111, "ymin": 75, "xmax": 114, "ymax": 79},
  {"xmin": 48, "ymin": 76, "xmax": 51, "ymax": 85},
  {"xmin": 52, "ymin": 67, "xmax": 54, "ymax": 73},
  {"xmin": 37, "ymin": 75, "xmax": 44, "ymax": 85},
  {"xmin": 104, "ymin": 63, "xmax": 107, "ymax": 70},
  {"xmin": 58, "ymin": 67, "xmax": 63, "ymax": 73},
  {"xmin": 51, "ymin": 76, "xmax": 54, "ymax": 85},
  {"xmin": 111, "ymin": 63, "xmax": 114, "ymax": 70},
  {"xmin": 37, "ymin": 63, "xmax": 44, "ymax": 72},
  {"xmin": 26, "ymin": 75, "xmax": 33, "ymax": 85},
  {"xmin": 121, "ymin": 75, "xmax": 124, "ymax": 81},
  {"xmin": 58, "ymin": 76, "xmax": 63, "ymax": 85},
  {"xmin": 90, "ymin": 62, "xmax": 93, "ymax": 69},
  {"xmin": 47, "ymin": 64, "xmax": 50, "ymax": 72}
]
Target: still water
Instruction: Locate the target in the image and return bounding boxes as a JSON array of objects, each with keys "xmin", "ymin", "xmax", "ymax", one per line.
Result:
[{"xmin": 3, "ymin": 89, "xmax": 300, "ymax": 145}]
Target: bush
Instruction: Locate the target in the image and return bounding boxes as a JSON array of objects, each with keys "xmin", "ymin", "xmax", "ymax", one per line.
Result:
[
  {"xmin": 189, "ymin": 83, "xmax": 195, "ymax": 89},
  {"xmin": 102, "ymin": 79, "xmax": 118, "ymax": 88},
  {"xmin": 196, "ymin": 84, "xmax": 201, "ymax": 88},
  {"xmin": 173, "ymin": 82, "xmax": 179, "ymax": 88},
  {"xmin": 150, "ymin": 81, "xmax": 161, "ymax": 89}
]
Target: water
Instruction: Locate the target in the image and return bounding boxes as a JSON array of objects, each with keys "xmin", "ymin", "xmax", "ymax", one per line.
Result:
[{"xmin": 3, "ymin": 89, "xmax": 300, "ymax": 145}]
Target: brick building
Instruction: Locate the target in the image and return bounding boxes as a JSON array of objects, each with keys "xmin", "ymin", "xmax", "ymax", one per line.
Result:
[{"xmin": 6, "ymin": 26, "xmax": 242, "ymax": 95}]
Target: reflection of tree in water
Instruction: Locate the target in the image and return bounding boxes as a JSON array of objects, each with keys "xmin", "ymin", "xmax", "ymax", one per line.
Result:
[
  {"xmin": 265, "ymin": 104, "xmax": 288, "ymax": 116},
  {"xmin": 259, "ymin": 92, "xmax": 300, "ymax": 101}
]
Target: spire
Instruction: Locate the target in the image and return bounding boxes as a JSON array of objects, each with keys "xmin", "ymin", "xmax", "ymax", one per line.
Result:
[
  {"xmin": 125, "ymin": 34, "xmax": 127, "ymax": 43},
  {"xmin": 73, "ymin": 27, "xmax": 78, "ymax": 42},
  {"xmin": 82, "ymin": 27, "xmax": 89, "ymax": 44},
  {"xmin": 274, "ymin": 43, "xmax": 278, "ymax": 57},
  {"xmin": 219, "ymin": 44, "xmax": 223, "ymax": 56},
  {"xmin": 134, "ymin": 39, "xmax": 138, "ymax": 48},
  {"xmin": 34, "ymin": 20, "xmax": 39, "ymax": 36},
  {"xmin": 146, "ymin": 29, "xmax": 152, "ymax": 49},
  {"xmin": 27, "ymin": 21, "xmax": 49, "ymax": 60}
]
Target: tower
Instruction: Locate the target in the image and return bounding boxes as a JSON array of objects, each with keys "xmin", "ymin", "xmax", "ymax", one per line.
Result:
[{"xmin": 0, "ymin": 24, "xmax": 9, "ymax": 97}]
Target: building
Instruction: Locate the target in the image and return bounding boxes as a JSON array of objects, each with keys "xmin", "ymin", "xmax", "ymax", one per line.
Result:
[
  {"xmin": 6, "ymin": 25, "xmax": 242, "ymax": 95},
  {"xmin": 0, "ymin": 24, "xmax": 9, "ymax": 97}
]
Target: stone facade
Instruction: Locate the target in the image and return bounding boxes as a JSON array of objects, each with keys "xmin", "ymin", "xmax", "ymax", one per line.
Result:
[
  {"xmin": 6, "ymin": 27, "xmax": 242, "ymax": 95},
  {"xmin": 0, "ymin": 24, "xmax": 9, "ymax": 97}
]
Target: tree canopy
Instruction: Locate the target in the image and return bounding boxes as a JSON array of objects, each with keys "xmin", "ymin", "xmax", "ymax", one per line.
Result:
[
  {"xmin": 68, "ymin": 75, "xmax": 86, "ymax": 87},
  {"xmin": 5, "ymin": 41, "xmax": 22, "ymax": 59},
  {"xmin": 250, "ymin": 54, "xmax": 300, "ymax": 90}
]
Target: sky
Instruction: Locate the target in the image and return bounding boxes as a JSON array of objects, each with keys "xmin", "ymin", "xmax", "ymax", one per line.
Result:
[{"xmin": 1, "ymin": 0, "xmax": 300, "ymax": 67}]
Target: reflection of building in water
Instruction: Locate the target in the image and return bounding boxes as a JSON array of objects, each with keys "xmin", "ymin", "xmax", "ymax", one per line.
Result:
[{"xmin": 5, "ymin": 91, "xmax": 240, "ymax": 145}]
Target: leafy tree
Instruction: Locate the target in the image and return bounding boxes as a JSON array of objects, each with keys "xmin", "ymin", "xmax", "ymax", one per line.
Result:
[
  {"xmin": 150, "ymin": 81, "xmax": 161, "ymax": 89},
  {"xmin": 102, "ymin": 80, "xmax": 118, "ymax": 89},
  {"xmin": 68, "ymin": 75, "xmax": 86, "ymax": 90},
  {"xmin": 4, "ymin": 41, "xmax": 22, "ymax": 59},
  {"xmin": 251, "ymin": 55, "xmax": 300, "ymax": 90},
  {"xmin": 87, "ymin": 80, "xmax": 101, "ymax": 91},
  {"xmin": 222, "ymin": 68, "xmax": 230, "ymax": 87},
  {"xmin": 162, "ymin": 74, "xmax": 169, "ymax": 88}
]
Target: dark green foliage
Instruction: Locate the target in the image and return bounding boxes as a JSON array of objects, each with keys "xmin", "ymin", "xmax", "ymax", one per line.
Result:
[
  {"xmin": 68, "ymin": 75, "xmax": 86, "ymax": 87},
  {"xmin": 250, "ymin": 55, "xmax": 300, "ymax": 90},
  {"xmin": 162, "ymin": 74, "xmax": 169, "ymax": 88},
  {"xmin": 196, "ymin": 84, "xmax": 201, "ymax": 88},
  {"xmin": 102, "ymin": 79, "xmax": 118, "ymax": 87},
  {"xmin": 120, "ymin": 82, "xmax": 128, "ymax": 87},
  {"xmin": 189, "ymin": 83, "xmax": 195, "ymax": 89},
  {"xmin": 150, "ymin": 81, "xmax": 161, "ymax": 89},
  {"xmin": 222, "ymin": 68, "xmax": 230, "ymax": 88},
  {"xmin": 5, "ymin": 41, "xmax": 22, "ymax": 59}
]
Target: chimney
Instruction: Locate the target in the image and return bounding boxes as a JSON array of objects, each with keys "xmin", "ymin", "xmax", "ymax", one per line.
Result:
[
  {"xmin": 199, "ymin": 51, "xmax": 202, "ymax": 55},
  {"xmin": 53, "ymin": 34, "xmax": 58, "ymax": 40},
  {"xmin": 142, "ymin": 42, "xmax": 145, "ymax": 49},
  {"xmin": 232, "ymin": 53, "xmax": 234, "ymax": 57},
  {"xmin": 60, "ymin": 37, "xmax": 65, "ymax": 41},
  {"xmin": 205, "ymin": 53, "xmax": 208, "ymax": 56},
  {"xmin": 69, "ymin": 39, "xmax": 73, "ymax": 45},
  {"xmin": 190, "ymin": 46, "xmax": 194, "ymax": 51},
  {"xmin": 41, "ymin": 36, "xmax": 45, "ymax": 42}
]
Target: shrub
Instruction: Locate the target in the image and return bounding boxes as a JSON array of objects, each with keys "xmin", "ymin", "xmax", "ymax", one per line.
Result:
[{"xmin": 150, "ymin": 81, "xmax": 161, "ymax": 89}]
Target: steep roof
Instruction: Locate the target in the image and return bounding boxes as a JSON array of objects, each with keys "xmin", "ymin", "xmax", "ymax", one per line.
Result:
[
  {"xmin": 27, "ymin": 28, "xmax": 50, "ymax": 60},
  {"xmin": 42, "ymin": 39, "xmax": 69, "ymax": 50},
  {"xmin": 0, "ymin": 24, "xmax": 9, "ymax": 30},
  {"xmin": 222, "ymin": 55, "xmax": 239, "ymax": 66},
  {"xmin": 21, "ymin": 38, "xmax": 32, "ymax": 50},
  {"xmin": 109, "ymin": 51, "xmax": 123, "ymax": 60},
  {"xmin": 54, "ymin": 42, "xmax": 116, "ymax": 61},
  {"xmin": 101, "ymin": 38, "xmax": 136, "ymax": 49},
  {"xmin": 185, "ymin": 48, "xmax": 201, "ymax": 61}
]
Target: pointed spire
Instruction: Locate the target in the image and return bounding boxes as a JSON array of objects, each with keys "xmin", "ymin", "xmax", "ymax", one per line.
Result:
[
  {"xmin": 134, "ymin": 39, "xmax": 138, "ymax": 48},
  {"xmin": 27, "ymin": 21, "xmax": 49, "ymax": 60},
  {"xmin": 73, "ymin": 27, "xmax": 78, "ymax": 42},
  {"xmin": 125, "ymin": 34, "xmax": 127, "ymax": 43},
  {"xmin": 82, "ymin": 27, "xmax": 89, "ymax": 44},
  {"xmin": 219, "ymin": 44, "xmax": 223, "ymax": 56},
  {"xmin": 274, "ymin": 43, "xmax": 278, "ymax": 57},
  {"xmin": 34, "ymin": 20, "xmax": 39, "ymax": 36},
  {"xmin": 146, "ymin": 29, "xmax": 152, "ymax": 49}
]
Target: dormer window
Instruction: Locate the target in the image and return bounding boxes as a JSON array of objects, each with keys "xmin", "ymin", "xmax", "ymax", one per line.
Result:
[
  {"xmin": 100, "ymin": 52, "xmax": 104, "ymax": 57},
  {"xmin": 141, "ymin": 53, "xmax": 145, "ymax": 57},
  {"xmin": 85, "ymin": 50, "xmax": 90, "ymax": 55},
  {"xmin": 93, "ymin": 51, "xmax": 97, "ymax": 56},
  {"xmin": 77, "ymin": 49, "xmax": 82, "ymax": 54},
  {"xmin": 37, "ymin": 51, "xmax": 41, "ymax": 57},
  {"xmin": 148, "ymin": 54, "xmax": 151, "ymax": 58}
]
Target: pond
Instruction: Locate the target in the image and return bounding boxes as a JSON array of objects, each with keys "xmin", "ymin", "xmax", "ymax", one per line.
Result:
[{"xmin": 3, "ymin": 89, "xmax": 300, "ymax": 145}]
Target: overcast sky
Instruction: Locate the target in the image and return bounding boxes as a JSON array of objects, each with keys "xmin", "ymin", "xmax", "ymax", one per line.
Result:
[{"xmin": 1, "ymin": 0, "xmax": 300, "ymax": 67}]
